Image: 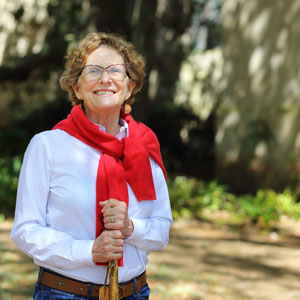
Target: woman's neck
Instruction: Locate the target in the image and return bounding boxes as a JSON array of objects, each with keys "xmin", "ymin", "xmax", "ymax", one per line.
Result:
[{"xmin": 85, "ymin": 110, "xmax": 121, "ymax": 136}]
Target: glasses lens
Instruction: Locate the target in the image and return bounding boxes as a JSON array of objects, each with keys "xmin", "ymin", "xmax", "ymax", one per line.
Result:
[
  {"xmin": 83, "ymin": 66, "xmax": 103, "ymax": 81},
  {"xmin": 107, "ymin": 65, "xmax": 126, "ymax": 81}
]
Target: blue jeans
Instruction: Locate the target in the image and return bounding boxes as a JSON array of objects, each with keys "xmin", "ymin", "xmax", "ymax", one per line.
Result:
[{"xmin": 33, "ymin": 269, "xmax": 150, "ymax": 300}]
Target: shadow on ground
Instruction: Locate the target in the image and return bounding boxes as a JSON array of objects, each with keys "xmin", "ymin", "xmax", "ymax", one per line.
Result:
[{"xmin": 2, "ymin": 218, "xmax": 300, "ymax": 299}]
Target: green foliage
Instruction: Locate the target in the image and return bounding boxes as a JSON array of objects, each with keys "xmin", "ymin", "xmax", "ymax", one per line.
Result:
[
  {"xmin": 168, "ymin": 176, "xmax": 233, "ymax": 219},
  {"xmin": 277, "ymin": 189, "xmax": 300, "ymax": 218},
  {"xmin": 235, "ymin": 190, "xmax": 280, "ymax": 227},
  {"xmin": 168, "ymin": 176, "xmax": 200, "ymax": 219},
  {"xmin": 0, "ymin": 155, "xmax": 22, "ymax": 214},
  {"xmin": 231, "ymin": 189, "xmax": 300, "ymax": 227},
  {"xmin": 168, "ymin": 176, "xmax": 300, "ymax": 229}
]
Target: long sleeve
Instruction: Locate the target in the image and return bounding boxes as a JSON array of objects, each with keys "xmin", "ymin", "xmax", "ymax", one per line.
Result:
[
  {"xmin": 125, "ymin": 158, "xmax": 173, "ymax": 251},
  {"xmin": 10, "ymin": 133, "xmax": 95, "ymax": 269}
]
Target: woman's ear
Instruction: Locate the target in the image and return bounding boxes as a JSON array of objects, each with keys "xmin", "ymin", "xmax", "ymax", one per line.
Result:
[
  {"xmin": 125, "ymin": 80, "xmax": 136, "ymax": 100},
  {"xmin": 72, "ymin": 82, "xmax": 82, "ymax": 100}
]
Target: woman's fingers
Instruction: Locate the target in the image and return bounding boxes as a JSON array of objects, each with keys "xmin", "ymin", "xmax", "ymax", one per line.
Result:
[
  {"xmin": 100, "ymin": 198, "xmax": 133, "ymax": 238},
  {"xmin": 92, "ymin": 230, "xmax": 124, "ymax": 263}
]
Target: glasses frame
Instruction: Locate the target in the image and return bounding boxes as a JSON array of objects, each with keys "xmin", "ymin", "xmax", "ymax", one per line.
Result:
[{"xmin": 80, "ymin": 64, "xmax": 128, "ymax": 82}]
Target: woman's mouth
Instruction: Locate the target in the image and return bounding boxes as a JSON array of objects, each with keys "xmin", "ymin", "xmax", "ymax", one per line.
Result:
[{"xmin": 94, "ymin": 89, "xmax": 115, "ymax": 96}]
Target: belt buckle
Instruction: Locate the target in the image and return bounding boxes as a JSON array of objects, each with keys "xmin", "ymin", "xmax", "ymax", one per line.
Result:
[{"xmin": 118, "ymin": 285, "xmax": 125, "ymax": 299}]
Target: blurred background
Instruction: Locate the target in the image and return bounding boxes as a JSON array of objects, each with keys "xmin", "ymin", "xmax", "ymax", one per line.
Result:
[{"xmin": 1, "ymin": 0, "xmax": 300, "ymax": 299}]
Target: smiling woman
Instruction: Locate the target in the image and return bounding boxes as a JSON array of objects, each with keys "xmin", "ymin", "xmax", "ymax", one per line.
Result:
[
  {"xmin": 71, "ymin": 45, "xmax": 136, "ymax": 132},
  {"xmin": 60, "ymin": 33, "xmax": 145, "ymax": 108},
  {"xmin": 10, "ymin": 32, "xmax": 172, "ymax": 300}
]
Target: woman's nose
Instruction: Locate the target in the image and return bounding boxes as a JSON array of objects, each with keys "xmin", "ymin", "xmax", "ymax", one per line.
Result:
[{"xmin": 98, "ymin": 70, "xmax": 111, "ymax": 83}]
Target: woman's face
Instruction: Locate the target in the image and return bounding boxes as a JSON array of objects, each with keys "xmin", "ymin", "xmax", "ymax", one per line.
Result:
[{"xmin": 73, "ymin": 45, "xmax": 135, "ymax": 122}]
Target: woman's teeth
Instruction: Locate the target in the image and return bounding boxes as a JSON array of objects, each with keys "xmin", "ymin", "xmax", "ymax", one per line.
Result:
[{"xmin": 95, "ymin": 91, "xmax": 114, "ymax": 95}]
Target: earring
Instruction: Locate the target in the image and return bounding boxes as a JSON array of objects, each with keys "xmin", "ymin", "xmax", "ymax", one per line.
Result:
[{"xmin": 123, "ymin": 104, "xmax": 132, "ymax": 114}]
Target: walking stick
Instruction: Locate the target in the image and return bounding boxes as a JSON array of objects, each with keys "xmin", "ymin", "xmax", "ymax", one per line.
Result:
[
  {"xmin": 99, "ymin": 258, "xmax": 119, "ymax": 299},
  {"xmin": 109, "ymin": 259, "xmax": 119, "ymax": 299}
]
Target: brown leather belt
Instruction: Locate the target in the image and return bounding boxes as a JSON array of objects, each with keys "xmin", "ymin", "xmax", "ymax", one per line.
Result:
[{"xmin": 39, "ymin": 269, "xmax": 147, "ymax": 298}]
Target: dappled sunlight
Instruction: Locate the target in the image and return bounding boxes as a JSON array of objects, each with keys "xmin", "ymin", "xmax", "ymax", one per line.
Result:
[
  {"xmin": 148, "ymin": 69, "xmax": 159, "ymax": 101},
  {"xmin": 216, "ymin": 0, "xmax": 300, "ymax": 192},
  {"xmin": 4, "ymin": 217, "xmax": 300, "ymax": 299},
  {"xmin": 0, "ymin": 0, "xmax": 50, "ymax": 63},
  {"xmin": 2, "ymin": 1, "xmax": 300, "ymax": 298},
  {"xmin": 175, "ymin": 48, "xmax": 223, "ymax": 120},
  {"xmin": 0, "ymin": 219, "xmax": 38, "ymax": 300},
  {"xmin": 245, "ymin": 9, "xmax": 270, "ymax": 43},
  {"xmin": 148, "ymin": 218, "xmax": 300, "ymax": 299}
]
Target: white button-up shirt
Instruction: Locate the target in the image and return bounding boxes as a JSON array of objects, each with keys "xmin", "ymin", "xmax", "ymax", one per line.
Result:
[{"xmin": 10, "ymin": 119, "xmax": 172, "ymax": 284}]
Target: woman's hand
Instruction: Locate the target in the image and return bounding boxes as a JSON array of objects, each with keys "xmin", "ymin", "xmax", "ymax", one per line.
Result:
[
  {"xmin": 92, "ymin": 229, "xmax": 123, "ymax": 264},
  {"xmin": 100, "ymin": 198, "xmax": 134, "ymax": 238}
]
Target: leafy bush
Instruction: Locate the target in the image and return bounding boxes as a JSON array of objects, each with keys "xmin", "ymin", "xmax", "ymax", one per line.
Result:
[
  {"xmin": 235, "ymin": 190, "xmax": 282, "ymax": 227},
  {"xmin": 168, "ymin": 175, "xmax": 300, "ymax": 229},
  {"xmin": 0, "ymin": 155, "xmax": 22, "ymax": 214},
  {"xmin": 168, "ymin": 176, "xmax": 233, "ymax": 220}
]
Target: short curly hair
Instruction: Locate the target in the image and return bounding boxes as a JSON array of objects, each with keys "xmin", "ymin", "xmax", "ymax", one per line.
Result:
[{"xmin": 60, "ymin": 32, "xmax": 145, "ymax": 106}]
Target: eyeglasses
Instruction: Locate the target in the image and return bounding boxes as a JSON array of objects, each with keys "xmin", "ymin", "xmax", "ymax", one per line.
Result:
[{"xmin": 80, "ymin": 64, "xmax": 127, "ymax": 82}]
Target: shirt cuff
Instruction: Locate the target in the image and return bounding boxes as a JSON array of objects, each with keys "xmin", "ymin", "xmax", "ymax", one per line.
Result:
[
  {"xmin": 125, "ymin": 217, "xmax": 145, "ymax": 242},
  {"xmin": 72, "ymin": 239, "xmax": 95, "ymax": 267}
]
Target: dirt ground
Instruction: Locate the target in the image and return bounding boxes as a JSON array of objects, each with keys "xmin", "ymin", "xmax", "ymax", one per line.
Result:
[{"xmin": 1, "ymin": 217, "xmax": 300, "ymax": 300}]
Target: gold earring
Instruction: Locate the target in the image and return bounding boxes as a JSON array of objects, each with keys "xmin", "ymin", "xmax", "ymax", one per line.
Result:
[{"xmin": 123, "ymin": 104, "xmax": 132, "ymax": 114}]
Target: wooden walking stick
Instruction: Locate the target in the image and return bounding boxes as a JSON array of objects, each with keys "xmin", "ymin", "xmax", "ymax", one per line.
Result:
[
  {"xmin": 109, "ymin": 259, "xmax": 119, "ymax": 300},
  {"xmin": 99, "ymin": 258, "xmax": 119, "ymax": 299}
]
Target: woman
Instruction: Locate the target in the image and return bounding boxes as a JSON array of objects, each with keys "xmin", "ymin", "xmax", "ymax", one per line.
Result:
[{"xmin": 11, "ymin": 32, "xmax": 172, "ymax": 300}]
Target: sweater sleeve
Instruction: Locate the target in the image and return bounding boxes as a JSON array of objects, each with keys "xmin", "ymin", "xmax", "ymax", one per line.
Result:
[{"xmin": 10, "ymin": 133, "xmax": 95, "ymax": 269}]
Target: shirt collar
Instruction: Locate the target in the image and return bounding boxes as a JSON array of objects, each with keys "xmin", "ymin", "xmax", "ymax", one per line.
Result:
[{"xmin": 94, "ymin": 118, "xmax": 129, "ymax": 138}]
